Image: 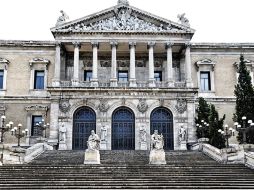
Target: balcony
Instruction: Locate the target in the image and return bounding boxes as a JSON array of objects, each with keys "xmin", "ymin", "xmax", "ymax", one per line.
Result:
[{"xmin": 55, "ymin": 81, "xmax": 187, "ymax": 89}]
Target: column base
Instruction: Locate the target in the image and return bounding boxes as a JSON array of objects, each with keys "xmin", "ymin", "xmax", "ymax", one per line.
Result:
[
  {"xmin": 148, "ymin": 79, "xmax": 156, "ymax": 87},
  {"xmin": 167, "ymin": 80, "xmax": 174, "ymax": 88},
  {"xmin": 72, "ymin": 79, "xmax": 79, "ymax": 87},
  {"xmin": 90, "ymin": 79, "xmax": 99, "ymax": 87},
  {"xmin": 110, "ymin": 78, "xmax": 118, "ymax": 87},
  {"xmin": 52, "ymin": 79, "xmax": 60, "ymax": 87},
  {"xmin": 186, "ymin": 80, "xmax": 193, "ymax": 88},
  {"xmin": 129, "ymin": 79, "xmax": 137, "ymax": 87}
]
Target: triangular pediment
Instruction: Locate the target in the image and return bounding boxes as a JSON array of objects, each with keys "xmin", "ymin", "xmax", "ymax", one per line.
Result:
[{"xmin": 51, "ymin": 3, "xmax": 195, "ymax": 35}]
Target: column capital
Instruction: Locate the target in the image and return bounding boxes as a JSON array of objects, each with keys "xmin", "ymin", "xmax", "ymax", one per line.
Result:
[
  {"xmin": 72, "ymin": 41, "xmax": 81, "ymax": 48},
  {"xmin": 55, "ymin": 41, "xmax": 62, "ymax": 47},
  {"xmin": 91, "ymin": 41, "xmax": 99, "ymax": 48},
  {"xmin": 185, "ymin": 42, "xmax": 192, "ymax": 48},
  {"xmin": 165, "ymin": 42, "xmax": 174, "ymax": 49},
  {"xmin": 129, "ymin": 41, "xmax": 136, "ymax": 48},
  {"xmin": 110, "ymin": 41, "xmax": 118, "ymax": 48},
  {"xmin": 147, "ymin": 41, "xmax": 156, "ymax": 49}
]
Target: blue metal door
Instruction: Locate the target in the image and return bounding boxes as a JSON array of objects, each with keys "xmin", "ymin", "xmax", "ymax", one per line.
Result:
[
  {"xmin": 150, "ymin": 107, "xmax": 174, "ymax": 150},
  {"xmin": 112, "ymin": 107, "xmax": 135, "ymax": 150},
  {"xmin": 73, "ymin": 107, "xmax": 96, "ymax": 150}
]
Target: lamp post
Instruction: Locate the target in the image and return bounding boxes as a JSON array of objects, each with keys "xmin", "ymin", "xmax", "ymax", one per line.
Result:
[
  {"xmin": 35, "ymin": 119, "xmax": 50, "ymax": 138},
  {"xmin": 196, "ymin": 120, "xmax": 209, "ymax": 138},
  {"xmin": 234, "ymin": 116, "xmax": 254, "ymax": 144},
  {"xmin": 218, "ymin": 124, "xmax": 235, "ymax": 148},
  {"xmin": 11, "ymin": 124, "xmax": 28, "ymax": 147}
]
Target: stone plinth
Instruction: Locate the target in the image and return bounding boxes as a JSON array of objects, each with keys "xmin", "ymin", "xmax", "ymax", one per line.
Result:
[
  {"xmin": 140, "ymin": 142, "xmax": 147, "ymax": 150},
  {"xmin": 149, "ymin": 149, "xmax": 166, "ymax": 165},
  {"xmin": 84, "ymin": 150, "xmax": 100, "ymax": 164},
  {"xmin": 179, "ymin": 141, "xmax": 187, "ymax": 150},
  {"xmin": 100, "ymin": 141, "xmax": 107, "ymax": 150},
  {"xmin": 58, "ymin": 141, "xmax": 67, "ymax": 150},
  {"xmin": 36, "ymin": 137, "xmax": 47, "ymax": 143}
]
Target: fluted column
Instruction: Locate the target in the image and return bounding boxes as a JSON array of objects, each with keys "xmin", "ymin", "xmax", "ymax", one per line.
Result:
[
  {"xmin": 166, "ymin": 42, "xmax": 174, "ymax": 87},
  {"xmin": 185, "ymin": 43, "xmax": 193, "ymax": 88},
  {"xmin": 129, "ymin": 42, "xmax": 137, "ymax": 87},
  {"xmin": 72, "ymin": 42, "xmax": 80, "ymax": 86},
  {"xmin": 52, "ymin": 42, "xmax": 61, "ymax": 87},
  {"xmin": 110, "ymin": 41, "xmax": 118, "ymax": 87},
  {"xmin": 91, "ymin": 41, "xmax": 99, "ymax": 87},
  {"xmin": 148, "ymin": 42, "xmax": 156, "ymax": 87}
]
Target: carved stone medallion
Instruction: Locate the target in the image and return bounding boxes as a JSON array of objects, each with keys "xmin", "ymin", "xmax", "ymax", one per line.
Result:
[
  {"xmin": 175, "ymin": 99, "xmax": 187, "ymax": 114},
  {"xmin": 137, "ymin": 99, "xmax": 148, "ymax": 113},
  {"xmin": 59, "ymin": 99, "xmax": 70, "ymax": 113},
  {"xmin": 98, "ymin": 99, "xmax": 109, "ymax": 112}
]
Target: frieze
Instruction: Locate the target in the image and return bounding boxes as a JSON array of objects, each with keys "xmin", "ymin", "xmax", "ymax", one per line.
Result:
[
  {"xmin": 175, "ymin": 98, "xmax": 187, "ymax": 114},
  {"xmin": 137, "ymin": 99, "xmax": 148, "ymax": 113},
  {"xmin": 59, "ymin": 99, "xmax": 71, "ymax": 113},
  {"xmin": 98, "ymin": 99, "xmax": 109, "ymax": 112},
  {"xmin": 25, "ymin": 105, "xmax": 49, "ymax": 111}
]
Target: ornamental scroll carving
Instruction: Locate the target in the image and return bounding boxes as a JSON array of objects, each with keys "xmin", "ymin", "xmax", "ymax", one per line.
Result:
[
  {"xmin": 175, "ymin": 99, "xmax": 187, "ymax": 114},
  {"xmin": 137, "ymin": 99, "xmax": 148, "ymax": 113},
  {"xmin": 98, "ymin": 99, "xmax": 109, "ymax": 112},
  {"xmin": 59, "ymin": 99, "xmax": 71, "ymax": 113}
]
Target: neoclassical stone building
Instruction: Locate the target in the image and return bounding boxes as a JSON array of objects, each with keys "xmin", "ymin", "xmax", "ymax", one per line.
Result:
[{"xmin": 0, "ymin": 0, "xmax": 253, "ymax": 150}]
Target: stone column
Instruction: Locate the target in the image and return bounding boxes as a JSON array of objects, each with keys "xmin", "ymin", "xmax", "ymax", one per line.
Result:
[
  {"xmin": 185, "ymin": 43, "xmax": 193, "ymax": 88},
  {"xmin": 91, "ymin": 41, "xmax": 99, "ymax": 87},
  {"xmin": 129, "ymin": 42, "xmax": 137, "ymax": 87},
  {"xmin": 148, "ymin": 42, "xmax": 156, "ymax": 87},
  {"xmin": 52, "ymin": 42, "xmax": 61, "ymax": 87},
  {"xmin": 47, "ymin": 100, "xmax": 59, "ymax": 149},
  {"xmin": 72, "ymin": 42, "xmax": 80, "ymax": 86},
  {"xmin": 166, "ymin": 42, "xmax": 174, "ymax": 87},
  {"xmin": 110, "ymin": 41, "xmax": 118, "ymax": 87}
]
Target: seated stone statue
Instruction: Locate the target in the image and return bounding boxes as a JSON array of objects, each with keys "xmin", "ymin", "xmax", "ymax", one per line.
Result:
[
  {"xmin": 150, "ymin": 130, "xmax": 164, "ymax": 150},
  {"xmin": 87, "ymin": 130, "xmax": 100, "ymax": 151}
]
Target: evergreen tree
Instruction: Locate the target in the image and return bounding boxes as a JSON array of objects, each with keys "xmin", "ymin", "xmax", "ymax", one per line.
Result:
[
  {"xmin": 209, "ymin": 104, "xmax": 226, "ymax": 148},
  {"xmin": 195, "ymin": 97, "xmax": 210, "ymax": 138},
  {"xmin": 234, "ymin": 55, "xmax": 254, "ymax": 143}
]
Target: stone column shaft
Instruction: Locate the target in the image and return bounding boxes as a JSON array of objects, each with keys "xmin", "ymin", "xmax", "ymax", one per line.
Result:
[
  {"xmin": 166, "ymin": 42, "xmax": 174, "ymax": 87},
  {"xmin": 148, "ymin": 42, "xmax": 156, "ymax": 87},
  {"xmin": 110, "ymin": 41, "xmax": 118, "ymax": 87},
  {"xmin": 185, "ymin": 43, "xmax": 193, "ymax": 87},
  {"xmin": 72, "ymin": 42, "xmax": 80, "ymax": 86},
  {"xmin": 53, "ymin": 42, "xmax": 61, "ymax": 87},
  {"xmin": 91, "ymin": 41, "xmax": 99, "ymax": 87},
  {"xmin": 129, "ymin": 42, "xmax": 137, "ymax": 87}
]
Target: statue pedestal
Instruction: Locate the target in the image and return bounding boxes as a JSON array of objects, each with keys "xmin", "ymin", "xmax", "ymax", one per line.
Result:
[
  {"xmin": 149, "ymin": 149, "xmax": 166, "ymax": 165},
  {"xmin": 100, "ymin": 141, "xmax": 107, "ymax": 150},
  {"xmin": 84, "ymin": 150, "xmax": 100, "ymax": 164},
  {"xmin": 140, "ymin": 142, "xmax": 147, "ymax": 150},
  {"xmin": 58, "ymin": 141, "xmax": 67, "ymax": 150},
  {"xmin": 179, "ymin": 141, "xmax": 187, "ymax": 150}
]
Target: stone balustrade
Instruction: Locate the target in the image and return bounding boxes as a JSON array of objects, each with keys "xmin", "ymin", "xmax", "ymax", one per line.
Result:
[
  {"xmin": 56, "ymin": 81, "xmax": 186, "ymax": 89},
  {"xmin": 244, "ymin": 152, "xmax": 254, "ymax": 169}
]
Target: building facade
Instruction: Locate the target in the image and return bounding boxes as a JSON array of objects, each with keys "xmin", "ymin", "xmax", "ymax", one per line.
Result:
[{"xmin": 0, "ymin": 0, "xmax": 253, "ymax": 150}]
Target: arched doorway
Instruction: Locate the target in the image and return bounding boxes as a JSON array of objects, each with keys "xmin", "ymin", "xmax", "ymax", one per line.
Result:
[
  {"xmin": 112, "ymin": 107, "xmax": 135, "ymax": 150},
  {"xmin": 73, "ymin": 107, "xmax": 96, "ymax": 150},
  {"xmin": 150, "ymin": 107, "xmax": 174, "ymax": 150}
]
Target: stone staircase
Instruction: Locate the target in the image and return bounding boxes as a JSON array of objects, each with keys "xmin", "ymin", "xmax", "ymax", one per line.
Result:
[{"xmin": 0, "ymin": 150, "xmax": 254, "ymax": 189}]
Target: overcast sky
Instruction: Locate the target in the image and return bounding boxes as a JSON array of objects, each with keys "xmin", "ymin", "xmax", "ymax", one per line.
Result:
[{"xmin": 0, "ymin": 0, "xmax": 253, "ymax": 43}]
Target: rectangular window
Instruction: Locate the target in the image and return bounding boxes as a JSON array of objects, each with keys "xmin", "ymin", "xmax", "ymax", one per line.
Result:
[
  {"xmin": 0, "ymin": 70, "xmax": 4, "ymax": 89},
  {"xmin": 154, "ymin": 71, "xmax": 162, "ymax": 81},
  {"xmin": 118, "ymin": 71, "xmax": 128, "ymax": 82},
  {"xmin": 84, "ymin": 70, "xmax": 92, "ymax": 81},
  {"xmin": 34, "ymin": 71, "xmax": 44, "ymax": 89},
  {"xmin": 31, "ymin": 115, "xmax": 43, "ymax": 136},
  {"xmin": 200, "ymin": 71, "xmax": 211, "ymax": 91}
]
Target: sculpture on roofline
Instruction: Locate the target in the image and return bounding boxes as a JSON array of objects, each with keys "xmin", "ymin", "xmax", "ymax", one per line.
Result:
[
  {"xmin": 56, "ymin": 10, "xmax": 69, "ymax": 26},
  {"xmin": 177, "ymin": 13, "xmax": 190, "ymax": 27},
  {"xmin": 117, "ymin": 0, "xmax": 129, "ymax": 5}
]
